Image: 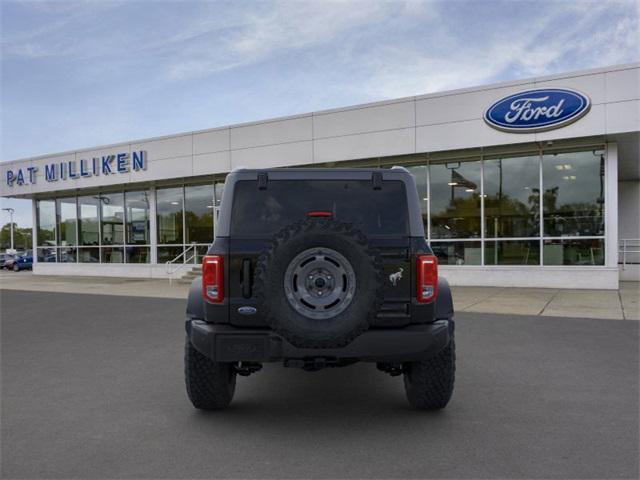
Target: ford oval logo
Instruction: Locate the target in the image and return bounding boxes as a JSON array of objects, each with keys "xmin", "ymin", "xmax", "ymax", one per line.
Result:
[
  {"xmin": 484, "ymin": 88, "xmax": 590, "ymax": 133},
  {"xmin": 237, "ymin": 306, "xmax": 257, "ymax": 316}
]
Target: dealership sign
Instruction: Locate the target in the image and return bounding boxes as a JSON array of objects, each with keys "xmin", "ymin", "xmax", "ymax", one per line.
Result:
[
  {"xmin": 5, "ymin": 151, "xmax": 147, "ymax": 187},
  {"xmin": 484, "ymin": 88, "xmax": 591, "ymax": 132}
]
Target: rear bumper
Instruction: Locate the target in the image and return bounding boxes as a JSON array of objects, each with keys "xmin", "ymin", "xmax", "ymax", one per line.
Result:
[{"xmin": 186, "ymin": 319, "xmax": 452, "ymax": 363}]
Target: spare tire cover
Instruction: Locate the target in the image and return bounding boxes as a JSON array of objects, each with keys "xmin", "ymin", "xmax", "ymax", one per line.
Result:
[{"xmin": 254, "ymin": 219, "xmax": 384, "ymax": 348}]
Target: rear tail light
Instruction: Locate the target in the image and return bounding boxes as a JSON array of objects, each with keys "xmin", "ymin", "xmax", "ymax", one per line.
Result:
[
  {"xmin": 202, "ymin": 255, "xmax": 224, "ymax": 303},
  {"xmin": 306, "ymin": 211, "xmax": 333, "ymax": 218},
  {"xmin": 416, "ymin": 255, "xmax": 438, "ymax": 303}
]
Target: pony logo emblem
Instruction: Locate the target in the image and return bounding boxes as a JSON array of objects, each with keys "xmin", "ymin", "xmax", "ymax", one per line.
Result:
[{"xmin": 389, "ymin": 267, "xmax": 403, "ymax": 286}]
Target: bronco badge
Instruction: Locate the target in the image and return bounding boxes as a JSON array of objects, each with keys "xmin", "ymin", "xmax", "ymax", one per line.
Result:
[{"xmin": 389, "ymin": 267, "xmax": 403, "ymax": 286}]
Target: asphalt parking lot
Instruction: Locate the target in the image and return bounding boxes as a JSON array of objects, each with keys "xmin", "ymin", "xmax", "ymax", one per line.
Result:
[{"xmin": 1, "ymin": 289, "xmax": 638, "ymax": 479}]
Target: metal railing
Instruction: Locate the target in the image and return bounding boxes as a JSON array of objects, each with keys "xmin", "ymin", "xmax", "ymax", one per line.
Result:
[
  {"xmin": 619, "ymin": 238, "xmax": 640, "ymax": 269},
  {"xmin": 166, "ymin": 243, "xmax": 198, "ymax": 282}
]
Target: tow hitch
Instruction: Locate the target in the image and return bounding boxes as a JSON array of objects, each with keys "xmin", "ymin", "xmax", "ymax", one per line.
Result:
[
  {"xmin": 377, "ymin": 362, "xmax": 405, "ymax": 377},
  {"xmin": 234, "ymin": 362, "xmax": 263, "ymax": 376},
  {"xmin": 284, "ymin": 357, "xmax": 357, "ymax": 371}
]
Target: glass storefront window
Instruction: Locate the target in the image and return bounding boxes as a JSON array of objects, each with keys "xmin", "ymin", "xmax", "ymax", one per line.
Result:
[
  {"xmin": 78, "ymin": 247, "xmax": 100, "ymax": 263},
  {"xmin": 543, "ymin": 238, "xmax": 604, "ymax": 265},
  {"xmin": 542, "ymin": 151, "xmax": 605, "ymax": 237},
  {"xmin": 78, "ymin": 196, "xmax": 100, "ymax": 246},
  {"xmin": 484, "ymin": 155, "xmax": 540, "ymax": 238},
  {"xmin": 406, "ymin": 165, "xmax": 429, "ymax": 232},
  {"xmin": 125, "ymin": 246, "xmax": 150, "ymax": 264},
  {"xmin": 213, "ymin": 181, "xmax": 225, "ymax": 233},
  {"xmin": 185, "ymin": 184, "xmax": 214, "ymax": 244},
  {"xmin": 195, "ymin": 245, "xmax": 210, "ymax": 264},
  {"xmin": 157, "ymin": 187, "xmax": 183, "ymax": 244},
  {"xmin": 431, "ymin": 241, "xmax": 481, "ymax": 265},
  {"xmin": 36, "ymin": 246, "xmax": 56, "ymax": 262},
  {"xmin": 56, "ymin": 198, "xmax": 77, "ymax": 246},
  {"xmin": 214, "ymin": 182, "xmax": 225, "ymax": 207},
  {"xmin": 37, "ymin": 200, "xmax": 56, "ymax": 246},
  {"xmin": 58, "ymin": 247, "xmax": 77, "ymax": 263},
  {"xmin": 29, "ymin": 149, "xmax": 606, "ymax": 270},
  {"xmin": 158, "ymin": 246, "xmax": 183, "ymax": 264},
  {"xmin": 125, "ymin": 191, "xmax": 150, "ymax": 245},
  {"xmin": 430, "ymin": 160, "xmax": 481, "ymax": 239},
  {"xmin": 101, "ymin": 193, "xmax": 124, "ymax": 245},
  {"xmin": 101, "ymin": 247, "xmax": 124, "ymax": 263},
  {"xmin": 485, "ymin": 240, "xmax": 540, "ymax": 265}
]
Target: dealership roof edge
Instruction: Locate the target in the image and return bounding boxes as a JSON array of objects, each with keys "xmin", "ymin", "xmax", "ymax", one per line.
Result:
[{"xmin": 3, "ymin": 62, "xmax": 638, "ymax": 166}]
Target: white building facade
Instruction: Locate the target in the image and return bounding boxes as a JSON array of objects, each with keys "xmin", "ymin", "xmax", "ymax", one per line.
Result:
[{"xmin": 2, "ymin": 63, "xmax": 639, "ymax": 289}]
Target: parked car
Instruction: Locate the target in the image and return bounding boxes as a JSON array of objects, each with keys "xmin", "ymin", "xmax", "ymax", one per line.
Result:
[
  {"xmin": 2, "ymin": 254, "xmax": 17, "ymax": 270},
  {"xmin": 12, "ymin": 252, "xmax": 33, "ymax": 271}
]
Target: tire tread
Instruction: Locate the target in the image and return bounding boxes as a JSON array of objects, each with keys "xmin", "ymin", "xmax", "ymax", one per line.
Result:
[
  {"xmin": 404, "ymin": 334, "xmax": 456, "ymax": 410},
  {"xmin": 184, "ymin": 336, "xmax": 236, "ymax": 410}
]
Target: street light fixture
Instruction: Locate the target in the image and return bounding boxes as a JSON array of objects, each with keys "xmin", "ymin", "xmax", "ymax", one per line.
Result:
[{"xmin": 2, "ymin": 207, "xmax": 15, "ymax": 251}]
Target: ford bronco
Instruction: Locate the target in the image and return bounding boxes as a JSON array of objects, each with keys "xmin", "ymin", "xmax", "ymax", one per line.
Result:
[{"xmin": 184, "ymin": 167, "xmax": 455, "ymax": 410}]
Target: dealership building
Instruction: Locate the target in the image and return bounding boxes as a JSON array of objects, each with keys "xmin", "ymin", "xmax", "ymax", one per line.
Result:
[{"xmin": 1, "ymin": 63, "xmax": 638, "ymax": 289}]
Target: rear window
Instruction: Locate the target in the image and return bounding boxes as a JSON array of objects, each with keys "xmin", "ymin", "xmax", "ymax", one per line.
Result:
[{"xmin": 230, "ymin": 179, "xmax": 408, "ymax": 236}]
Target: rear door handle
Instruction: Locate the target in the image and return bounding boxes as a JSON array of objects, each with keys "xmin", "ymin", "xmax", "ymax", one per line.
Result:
[{"xmin": 242, "ymin": 259, "xmax": 252, "ymax": 298}]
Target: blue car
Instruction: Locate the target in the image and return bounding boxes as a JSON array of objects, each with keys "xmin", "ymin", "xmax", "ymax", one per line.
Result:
[{"xmin": 13, "ymin": 252, "xmax": 33, "ymax": 271}]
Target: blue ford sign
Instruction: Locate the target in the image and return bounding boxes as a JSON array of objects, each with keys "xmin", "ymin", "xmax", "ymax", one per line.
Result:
[{"xmin": 484, "ymin": 88, "xmax": 590, "ymax": 133}]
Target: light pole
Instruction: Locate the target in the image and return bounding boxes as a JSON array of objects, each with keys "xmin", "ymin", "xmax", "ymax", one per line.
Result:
[{"xmin": 2, "ymin": 207, "xmax": 15, "ymax": 251}]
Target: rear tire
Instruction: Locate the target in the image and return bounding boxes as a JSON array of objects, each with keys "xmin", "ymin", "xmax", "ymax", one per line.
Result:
[
  {"xmin": 403, "ymin": 332, "xmax": 456, "ymax": 410},
  {"xmin": 184, "ymin": 336, "xmax": 236, "ymax": 410}
]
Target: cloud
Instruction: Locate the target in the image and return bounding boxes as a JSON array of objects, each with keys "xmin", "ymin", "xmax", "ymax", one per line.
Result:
[
  {"xmin": 163, "ymin": 1, "xmax": 404, "ymax": 80},
  {"xmin": 350, "ymin": 0, "xmax": 639, "ymax": 99},
  {"xmin": 3, "ymin": 0, "xmax": 637, "ymax": 92}
]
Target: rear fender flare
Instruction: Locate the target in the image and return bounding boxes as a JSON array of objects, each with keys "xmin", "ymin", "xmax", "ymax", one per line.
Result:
[
  {"xmin": 186, "ymin": 277, "xmax": 205, "ymax": 320},
  {"xmin": 435, "ymin": 277, "xmax": 454, "ymax": 320}
]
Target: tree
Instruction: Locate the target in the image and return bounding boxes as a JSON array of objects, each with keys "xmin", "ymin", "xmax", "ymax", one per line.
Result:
[{"xmin": 0, "ymin": 223, "xmax": 32, "ymax": 251}]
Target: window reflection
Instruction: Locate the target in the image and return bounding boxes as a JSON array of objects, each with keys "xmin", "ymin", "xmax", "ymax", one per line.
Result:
[
  {"xmin": 430, "ymin": 161, "xmax": 481, "ymax": 239},
  {"xmin": 126, "ymin": 246, "xmax": 150, "ymax": 263},
  {"xmin": 213, "ymin": 182, "xmax": 225, "ymax": 231},
  {"xmin": 37, "ymin": 200, "xmax": 56, "ymax": 246},
  {"xmin": 58, "ymin": 246, "xmax": 76, "ymax": 263},
  {"xmin": 157, "ymin": 187, "xmax": 183, "ymax": 244},
  {"xmin": 484, "ymin": 156, "xmax": 540, "ymax": 238},
  {"xmin": 406, "ymin": 165, "xmax": 429, "ymax": 231},
  {"xmin": 101, "ymin": 246, "xmax": 124, "ymax": 263},
  {"xmin": 542, "ymin": 151, "xmax": 605, "ymax": 237},
  {"xmin": 56, "ymin": 198, "xmax": 77, "ymax": 246},
  {"xmin": 485, "ymin": 240, "xmax": 540, "ymax": 265},
  {"xmin": 78, "ymin": 196, "xmax": 100, "ymax": 246},
  {"xmin": 543, "ymin": 239, "xmax": 604, "ymax": 265},
  {"xmin": 78, "ymin": 247, "xmax": 99, "ymax": 263},
  {"xmin": 158, "ymin": 246, "xmax": 184, "ymax": 263},
  {"xmin": 125, "ymin": 191, "xmax": 150, "ymax": 245},
  {"xmin": 431, "ymin": 241, "xmax": 481, "ymax": 265},
  {"xmin": 100, "ymin": 193, "xmax": 124, "ymax": 245},
  {"xmin": 37, "ymin": 246, "xmax": 56, "ymax": 262},
  {"xmin": 185, "ymin": 184, "xmax": 214, "ymax": 244}
]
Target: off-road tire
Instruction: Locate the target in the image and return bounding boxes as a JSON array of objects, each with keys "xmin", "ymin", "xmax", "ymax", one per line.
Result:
[
  {"xmin": 184, "ymin": 336, "xmax": 236, "ymax": 410},
  {"xmin": 254, "ymin": 219, "xmax": 384, "ymax": 349},
  {"xmin": 403, "ymin": 332, "xmax": 456, "ymax": 410}
]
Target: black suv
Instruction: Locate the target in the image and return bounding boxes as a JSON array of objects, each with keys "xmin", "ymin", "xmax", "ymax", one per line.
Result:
[{"xmin": 185, "ymin": 167, "xmax": 455, "ymax": 410}]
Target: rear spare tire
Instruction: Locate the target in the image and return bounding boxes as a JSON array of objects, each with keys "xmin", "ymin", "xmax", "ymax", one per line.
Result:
[{"xmin": 254, "ymin": 219, "xmax": 383, "ymax": 348}]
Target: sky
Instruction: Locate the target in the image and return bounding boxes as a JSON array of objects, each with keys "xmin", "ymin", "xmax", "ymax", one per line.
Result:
[{"xmin": 1, "ymin": 0, "xmax": 639, "ymax": 228}]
